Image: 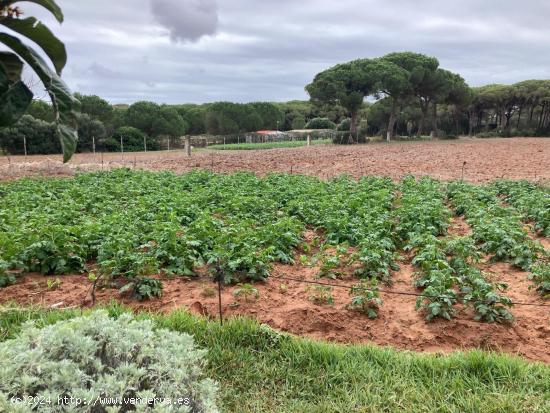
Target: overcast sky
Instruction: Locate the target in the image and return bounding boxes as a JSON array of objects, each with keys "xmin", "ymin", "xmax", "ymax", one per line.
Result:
[{"xmin": 16, "ymin": 0, "xmax": 550, "ymax": 104}]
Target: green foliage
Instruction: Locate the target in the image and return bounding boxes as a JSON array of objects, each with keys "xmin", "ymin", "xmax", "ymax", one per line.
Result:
[
  {"xmin": 208, "ymin": 139, "xmax": 331, "ymax": 150},
  {"xmin": 1, "ymin": 307, "xmax": 549, "ymax": 413},
  {"xmin": 348, "ymin": 280, "xmax": 382, "ymax": 318},
  {"xmin": 306, "ymin": 59, "xmax": 378, "ymax": 139},
  {"xmin": 307, "ymin": 285, "xmax": 334, "ymax": 305},
  {"xmin": 528, "ymin": 262, "xmax": 550, "ymax": 297},
  {"xmin": 0, "ymin": 311, "xmax": 218, "ymax": 412},
  {"xmin": 316, "ymin": 244, "xmax": 350, "ymax": 279},
  {"xmin": 233, "ymin": 283, "xmax": 260, "ymax": 302},
  {"xmin": 26, "ymin": 99, "xmax": 54, "ymax": 122},
  {"xmin": 124, "ymin": 101, "xmax": 187, "ymax": 139},
  {"xmin": 75, "ymin": 113, "xmax": 106, "ymax": 152},
  {"xmin": 447, "ymin": 181, "xmax": 543, "ymax": 271},
  {"xmin": 304, "ymin": 117, "xmax": 336, "ymax": 129},
  {"xmin": 74, "ymin": 93, "xmax": 113, "ymax": 124},
  {"xmin": 204, "ymin": 101, "xmax": 283, "ymax": 135},
  {"xmin": 46, "ymin": 277, "xmax": 61, "ymax": 290},
  {"xmin": 0, "ymin": 114, "xmax": 59, "ymax": 154},
  {"xmin": 120, "ymin": 276, "xmax": 163, "ymax": 301},
  {"xmin": 0, "ymin": 1, "xmax": 79, "ymax": 162},
  {"xmin": 0, "ymin": 259, "xmax": 15, "ymax": 288},
  {"xmin": 492, "ymin": 180, "xmax": 550, "ymax": 237},
  {"xmin": 105, "ymin": 125, "xmax": 159, "ymax": 152},
  {"xmin": 0, "ymin": 171, "xmax": 541, "ymax": 324},
  {"xmin": 416, "ymin": 284, "xmax": 457, "ymax": 321},
  {"xmin": 337, "ymin": 117, "xmax": 351, "ymax": 131},
  {"xmin": 17, "ymin": 236, "xmax": 86, "ymax": 275},
  {"xmin": 460, "ymin": 270, "xmax": 514, "ymax": 323}
]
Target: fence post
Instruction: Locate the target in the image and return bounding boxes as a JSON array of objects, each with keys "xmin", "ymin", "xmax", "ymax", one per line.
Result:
[
  {"xmin": 216, "ymin": 262, "xmax": 224, "ymax": 325},
  {"xmin": 185, "ymin": 136, "xmax": 191, "ymax": 157},
  {"xmin": 120, "ymin": 135, "xmax": 124, "ymax": 161},
  {"xmin": 92, "ymin": 136, "xmax": 96, "ymax": 159},
  {"xmin": 23, "ymin": 136, "xmax": 27, "ymax": 160},
  {"xmin": 307, "ymin": 135, "xmax": 311, "ymax": 146},
  {"xmin": 143, "ymin": 135, "xmax": 147, "ymax": 153}
]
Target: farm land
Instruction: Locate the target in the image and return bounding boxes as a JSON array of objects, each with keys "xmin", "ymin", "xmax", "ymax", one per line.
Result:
[
  {"xmin": 1, "ymin": 137, "xmax": 549, "ymax": 183},
  {"xmin": 1, "ymin": 138, "xmax": 549, "ymax": 365}
]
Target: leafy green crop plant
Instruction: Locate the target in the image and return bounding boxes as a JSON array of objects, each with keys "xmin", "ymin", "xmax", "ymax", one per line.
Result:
[{"xmin": 348, "ymin": 280, "xmax": 382, "ymax": 318}]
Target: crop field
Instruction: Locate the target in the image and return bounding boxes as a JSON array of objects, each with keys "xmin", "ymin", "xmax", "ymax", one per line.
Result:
[
  {"xmin": 207, "ymin": 138, "xmax": 332, "ymax": 150},
  {"xmin": 0, "ymin": 169, "xmax": 548, "ymax": 363}
]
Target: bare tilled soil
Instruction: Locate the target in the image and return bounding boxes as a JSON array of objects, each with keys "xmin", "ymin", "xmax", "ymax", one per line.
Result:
[
  {"xmin": 2, "ymin": 226, "xmax": 549, "ymax": 363},
  {"xmin": 1, "ymin": 137, "xmax": 549, "ymax": 182}
]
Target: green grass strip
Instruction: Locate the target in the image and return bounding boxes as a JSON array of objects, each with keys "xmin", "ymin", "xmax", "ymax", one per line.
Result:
[
  {"xmin": 208, "ymin": 139, "xmax": 332, "ymax": 150},
  {"xmin": 1, "ymin": 304, "xmax": 548, "ymax": 413}
]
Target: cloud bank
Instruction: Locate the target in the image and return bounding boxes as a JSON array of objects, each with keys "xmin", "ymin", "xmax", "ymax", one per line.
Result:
[{"xmin": 19, "ymin": 0, "xmax": 550, "ymax": 104}]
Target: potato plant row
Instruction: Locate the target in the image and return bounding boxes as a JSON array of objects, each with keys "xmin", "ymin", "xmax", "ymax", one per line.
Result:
[
  {"xmin": 491, "ymin": 180, "xmax": 550, "ymax": 237},
  {"xmin": 391, "ymin": 177, "xmax": 514, "ymax": 322},
  {"xmin": 0, "ymin": 170, "xmax": 547, "ymax": 315},
  {"xmin": 446, "ymin": 182, "xmax": 549, "ymax": 296}
]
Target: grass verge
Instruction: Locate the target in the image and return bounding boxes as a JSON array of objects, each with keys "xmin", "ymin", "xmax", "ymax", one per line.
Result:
[
  {"xmin": 207, "ymin": 139, "xmax": 332, "ymax": 150},
  {"xmin": 1, "ymin": 304, "xmax": 548, "ymax": 413}
]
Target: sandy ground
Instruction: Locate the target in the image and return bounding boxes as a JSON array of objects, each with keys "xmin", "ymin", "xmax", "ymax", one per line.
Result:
[
  {"xmin": 1, "ymin": 220, "xmax": 548, "ymax": 363},
  {"xmin": 1, "ymin": 137, "xmax": 549, "ymax": 183}
]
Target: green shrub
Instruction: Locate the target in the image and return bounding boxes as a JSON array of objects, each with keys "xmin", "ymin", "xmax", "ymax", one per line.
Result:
[
  {"xmin": 105, "ymin": 126, "xmax": 160, "ymax": 152},
  {"xmin": 0, "ymin": 311, "xmax": 218, "ymax": 412},
  {"xmin": 120, "ymin": 276, "xmax": 164, "ymax": 301},
  {"xmin": 336, "ymin": 118, "xmax": 351, "ymax": 131},
  {"xmin": 304, "ymin": 117, "xmax": 336, "ymax": 130},
  {"xmin": 0, "ymin": 260, "xmax": 16, "ymax": 288},
  {"xmin": 476, "ymin": 131, "xmax": 501, "ymax": 138}
]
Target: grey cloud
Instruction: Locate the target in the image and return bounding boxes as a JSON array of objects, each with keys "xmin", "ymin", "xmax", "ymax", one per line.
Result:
[
  {"xmin": 22, "ymin": 0, "xmax": 550, "ymax": 104},
  {"xmin": 150, "ymin": 0, "xmax": 218, "ymax": 42}
]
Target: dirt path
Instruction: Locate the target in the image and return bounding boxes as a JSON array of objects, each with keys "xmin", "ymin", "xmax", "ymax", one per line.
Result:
[{"xmin": 1, "ymin": 137, "xmax": 549, "ymax": 183}]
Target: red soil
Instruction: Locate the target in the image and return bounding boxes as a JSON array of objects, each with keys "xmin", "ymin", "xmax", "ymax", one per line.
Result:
[
  {"xmin": 1, "ymin": 137, "xmax": 549, "ymax": 183},
  {"xmin": 1, "ymin": 226, "xmax": 548, "ymax": 363}
]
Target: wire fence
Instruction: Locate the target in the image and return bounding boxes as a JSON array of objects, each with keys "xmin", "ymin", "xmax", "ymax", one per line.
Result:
[
  {"xmin": 268, "ymin": 274, "xmax": 550, "ymax": 308},
  {"xmin": 201, "ymin": 267, "xmax": 550, "ymax": 326}
]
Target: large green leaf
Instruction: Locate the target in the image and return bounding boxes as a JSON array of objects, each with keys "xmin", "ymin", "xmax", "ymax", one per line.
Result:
[
  {"xmin": 0, "ymin": 64, "xmax": 33, "ymax": 126},
  {"xmin": 0, "ymin": 52, "xmax": 32, "ymax": 127},
  {"xmin": 0, "ymin": 50, "xmax": 23, "ymax": 83},
  {"xmin": 0, "ymin": 16, "xmax": 67, "ymax": 74},
  {"xmin": 0, "ymin": 32, "xmax": 79, "ymax": 162},
  {"xmin": 0, "ymin": 0, "xmax": 64, "ymax": 23}
]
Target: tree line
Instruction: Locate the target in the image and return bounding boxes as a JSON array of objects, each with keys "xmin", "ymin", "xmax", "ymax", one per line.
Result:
[
  {"xmin": 0, "ymin": 95, "xmax": 345, "ymax": 155},
  {"xmin": 308, "ymin": 52, "xmax": 550, "ymax": 141},
  {"xmin": 2, "ymin": 51, "xmax": 550, "ymax": 155}
]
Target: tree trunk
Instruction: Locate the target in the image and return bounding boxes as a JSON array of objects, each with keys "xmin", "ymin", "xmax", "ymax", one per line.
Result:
[
  {"xmin": 516, "ymin": 107, "xmax": 523, "ymax": 129},
  {"xmin": 349, "ymin": 111, "xmax": 358, "ymax": 144},
  {"xmin": 538, "ymin": 103, "xmax": 545, "ymax": 129},
  {"xmin": 417, "ymin": 99, "xmax": 429, "ymax": 136},
  {"xmin": 430, "ymin": 102, "xmax": 438, "ymax": 138},
  {"xmin": 468, "ymin": 111, "xmax": 474, "ymax": 136},
  {"xmin": 386, "ymin": 100, "xmax": 397, "ymax": 142},
  {"xmin": 543, "ymin": 105, "xmax": 550, "ymax": 129}
]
